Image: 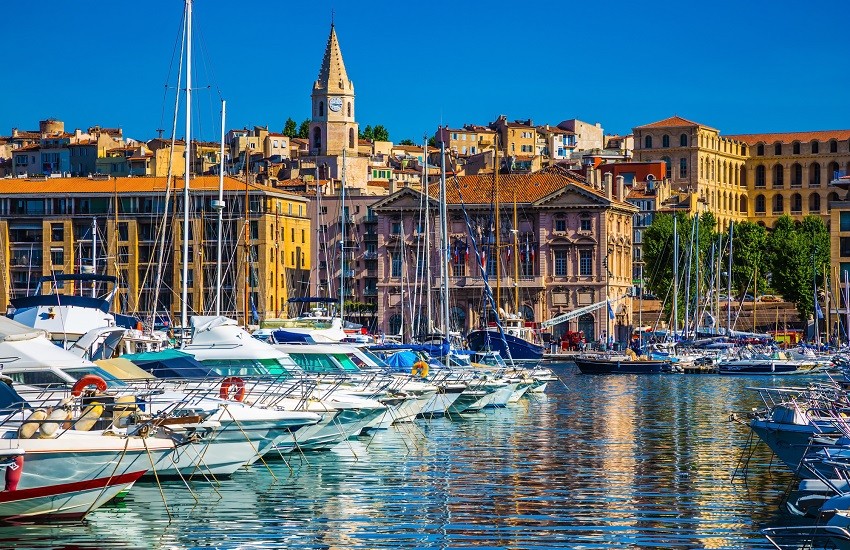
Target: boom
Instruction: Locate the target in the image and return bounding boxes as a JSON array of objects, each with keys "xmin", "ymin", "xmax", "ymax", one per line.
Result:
[{"xmin": 540, "ymin": 294, "xmax": 630, "ymax": 329}]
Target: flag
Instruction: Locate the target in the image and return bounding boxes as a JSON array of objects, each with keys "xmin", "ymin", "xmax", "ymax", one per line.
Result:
[
  {"xmin": 465, "ymin": 242, "xmax": 469, "ymax": 262},
  {"xmin": 607, "ymin": 300, "xmax": 615, "ymax": 320},
  {"xmin": 531, "ymin": 243, "xmax": 536, "ymax": 261},
  {"xmin": 250, "ymin": 295, "xmax": 259, "ymax": 322},
  {"xmin": 482, "ymin": 247, "xmax": 487, "ymax": 272},
  {"xmin": 506, "ymin": 246, "xmax": 511, "ymax": 262},
  {"xmin": 815, "ymin": 295, "xmax": 824, "ymax": 319}
]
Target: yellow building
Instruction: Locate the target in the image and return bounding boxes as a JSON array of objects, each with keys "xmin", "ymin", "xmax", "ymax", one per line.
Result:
[{"xmin": 0, "ymin": 175, "xmax": 310, "ymax": 327}]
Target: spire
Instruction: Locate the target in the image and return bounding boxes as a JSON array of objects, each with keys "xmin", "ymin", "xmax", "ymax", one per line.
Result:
[{"xmin": 315, "ymin": 24, "xmax": 350, "ymax": 92}]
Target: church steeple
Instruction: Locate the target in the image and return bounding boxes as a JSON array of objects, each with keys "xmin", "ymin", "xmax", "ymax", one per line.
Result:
[{"xmin": 314, "ymin": 24, "xmax": 352, "ymax": 94}]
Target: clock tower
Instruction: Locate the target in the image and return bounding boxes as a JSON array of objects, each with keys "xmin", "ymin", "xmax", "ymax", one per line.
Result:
[{"xmin": 310, "ymin": 24, "xmax": 358, "ymax": 157}]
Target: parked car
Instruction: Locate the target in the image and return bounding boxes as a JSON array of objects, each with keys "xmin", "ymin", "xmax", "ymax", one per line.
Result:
[
  {"xmin": 738, "ymin": 293, "xmax": 755, "ymax": 302},
  {"xmin": 758, "ymin": 294, "xmax": 782, "ymax": 303}
]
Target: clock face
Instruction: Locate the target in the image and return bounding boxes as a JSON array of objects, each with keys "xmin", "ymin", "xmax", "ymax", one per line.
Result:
[{"xmin": 328, "ymin": 97, "xmax": 343, "ymax": 112}]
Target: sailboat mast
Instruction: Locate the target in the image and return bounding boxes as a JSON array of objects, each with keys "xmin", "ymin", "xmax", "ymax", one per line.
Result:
[
  {"xmin": 439, "ymin": 141, "xmax": 450, "ymax": 334},
  {"xmin": 495, "ymin": 162, "xmax": 500, "ymax": 312},
  {"xmin": 339, "ymin": 149, "xmax": 347, "ymax": 323},
  {"xmin": 181, "ymin": 0, "xmax": 192, "ymax": 331},
  {"xmin": 424, "ymin": 138, "xmax": 432, "ymax": 332},
  {"xmin": 91, "ymin": 217, "xmax": 97, "ymax": 298},
  {"xmin": 727, "ymin": 221, "xmax": 733, "ymax": 334},
  {"xmin": 513, "ymin": 191, "xmax": 519, "ymax": 312},
  {"xmin": 672, "ymin": 215, "xmax": 678, "ymax": 339},
  {"xmin": 215, "ymin": 99, "xmax": 226, "ymax": 316}
]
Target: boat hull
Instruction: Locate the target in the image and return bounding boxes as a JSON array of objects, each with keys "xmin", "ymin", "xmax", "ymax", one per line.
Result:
[{"xmin": 574, "ymin": 358, "xmax": 666, "ymax": 374}]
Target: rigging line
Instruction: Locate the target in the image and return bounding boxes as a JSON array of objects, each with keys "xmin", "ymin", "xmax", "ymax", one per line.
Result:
[{"xmin": 159, "ymin": 6, "xmax": 188, "ymax": 140}]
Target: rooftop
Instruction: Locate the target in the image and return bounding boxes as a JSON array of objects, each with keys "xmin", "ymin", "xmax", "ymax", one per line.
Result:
[{"xmin": 726, "ymin": 129, "xmax": 850, "ymax": 145}]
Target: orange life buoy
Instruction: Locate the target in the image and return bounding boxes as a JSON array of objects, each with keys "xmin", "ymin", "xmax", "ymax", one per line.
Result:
[
  {"xmin": 411, "ymin": 361, "xmax": 429, "ymax": 378},
  {"xmin": 219, "ymin": 376, "xmax": 246, "ymax": 402},
  {"xmin": 71, "ymin": 374, "xmax": 108, "ymax": 397}
]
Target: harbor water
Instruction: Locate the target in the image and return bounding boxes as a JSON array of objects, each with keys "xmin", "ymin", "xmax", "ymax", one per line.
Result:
[{"xmin": 0, "ymin": 363, "xmax": 801, "ymax": 549}]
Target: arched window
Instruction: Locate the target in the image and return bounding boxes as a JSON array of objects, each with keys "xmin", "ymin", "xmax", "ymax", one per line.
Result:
[
  {"xmin": 791, "ymin": 193, "xmax": 802, "ymax": 212},
  {"xmin": 662, "ymin": 156, "xmax": 671, "ymax": 178},
  {"xmin": 312, "ymin": 126, "xmax": 321, "ymax": 150},
  {"xmin": 347, "ymin": 102, "xmax": 352, "ymax": 117},
  {"xmin": 774, "ymin": 142, "xmax": 782, "ymax": 155},
  {"xmin": 809, "ymin": 193, "xmax": 821, "ymax": 212},
  {"xmin": 662, "ymin": 134, "xmax": 669, "ymax": 148},
  {"xmin": 792, "ymin": 141, "xmax": 801, "ymax": 154},
  {"xmin": 829, "ymin": 161, "xmax": 840, "ymax": 181},
  {"xmin": 740, "ymin": 195, "xmax": 748, "ymax": 213},
  {"xmin": 830, "ymin": 139, "xmax": 838, "ymax": 153},
  {"xmin": 810, "ymin": 162, "xmax": 821, "ymax": 186},
  {"xmin": 829, "ymin": 192, "xmax": 840, "ymax": 210},
  {"xmin": 740, "ymin": 166, "xmax": 747, "ymax": 187},
  {"xmin": 791, "ymin": 163, "xmax": 802, "ymax": 186},
  {"xmin": 349, "ymin": 128, "xmax": 355, "ymax": 149},
  {"xmin": 811, "ymin": 140, "xmax": 819, "ymax": 154},
  {"xmin": 577, "ymin": 313, "xmax": 595, "ymax": 342},
  {"xmin": 755, "ymin": 194, "xmax": 766, "ymax": 213},
  {"xmin": 755, "ymin": 165, "xmax": 766, "ymax": 187},
  {"xmin": 757, "ymin": 143, "xmax": 764, "ymax": 156},
  {"xmin": 773, "ymin": 194, "xmax": 784, "ymax": 214},
  {"xmin": 679, "ymin": 157, "xmax": 688, "ymax": 178},
  {"xmin": 318, "ymin": 101, "xmax": 324, "ymax": 116},
  {"xmin": 773, "ymin": 164, "xmax": 784, "ymax": 187},
  {"xmin": 644, "ymin": 135, "xmax": 653, "ymax": 149},
  {"xmin": 680, "ymin": 133, "xmax": 688, "ymax": 147},
  {"xmin": 742, "ymin": 144, "xmax": 748, "ymax": 156},
  {"xmin": 388, "ymin": 314, "xmax": 402, "ymax": 336}
]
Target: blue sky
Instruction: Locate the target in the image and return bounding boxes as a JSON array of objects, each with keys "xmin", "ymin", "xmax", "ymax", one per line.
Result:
[{"xmin": 6, "ymin": 0, "xmax": 849, "ymax": 143}]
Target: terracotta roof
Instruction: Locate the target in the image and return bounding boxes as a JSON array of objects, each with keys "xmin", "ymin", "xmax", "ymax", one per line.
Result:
[
  {"xmin": 267, "ymin": 132, "xmax": 287, "ymax": 138},
  {"xmin": 725, "ymin": 129, "xmax": 850, "ymax": 145},
  {"xmin": 14, "ymin": 144, "xmax": 40, "ymax": 152},
  {"xmin": 393, "ymin": 145, "xmax": 422, "ymax": 152},
  {"xmin": 428, "ymin": 170, "xmax": 614, "ymax": 205},
  {"xmin": 634, "ymin": 116, "xmax": 709, "ymax": 130},
  {"xmin": 0, "ymin": 175, "xmax": 305, "ymax": 198},
  {"xmin": 367, "ymin": 180, "xmax": 389, "ymax": 188}
]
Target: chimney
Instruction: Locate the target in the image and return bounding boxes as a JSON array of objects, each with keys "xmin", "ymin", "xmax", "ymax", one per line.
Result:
[
  {"xmin": 616, "ymin": 175, "xmax": 625, "ymax": 201},
  {"xmin": 604, "ymin": 172, "xmax": 613, "ymax": 200},
  {"xmin": 389, "ymin": 177, "xmax": 396, "ymax": 195}
]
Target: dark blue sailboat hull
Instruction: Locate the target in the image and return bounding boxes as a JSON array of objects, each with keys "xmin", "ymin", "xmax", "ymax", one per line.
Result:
[{"xmin": 466, "ymin": 329, "xmax": 544, "ymax": 362}]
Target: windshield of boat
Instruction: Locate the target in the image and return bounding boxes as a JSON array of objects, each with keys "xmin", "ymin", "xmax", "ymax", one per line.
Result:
[
  {"xmin": 197, "ymin": 358, "xmax": 296, "ymax": 377},
  {"xmin": 355, "ymin": 348, "xmax": 389, "ymax": 368},
  {"xmin": 286, "ymin": 352, "xmax": 342, "ymax": 373},
  {"xmin": 331, "ymin": 353, "xmax": 362, "ymax": 371}
]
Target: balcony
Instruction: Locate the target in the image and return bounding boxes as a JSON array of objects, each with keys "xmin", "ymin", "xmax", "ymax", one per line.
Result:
[{"xmin": 364, "ymin": 251, "xmax": 378, "ymax": 260}]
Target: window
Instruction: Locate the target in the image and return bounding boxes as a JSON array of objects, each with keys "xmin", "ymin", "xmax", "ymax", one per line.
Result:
[
  {"xmin": 841, "ymin": 237, "xmax": 850, "ymax": 257},
  {"xmin": 662, "ymin": 157, "xmax": 671, "ymax": 178},
  {"xmin": 791, "ymin": 193, "xmax": 802, "ymax": 212},
  {"xmin": 580, "ymin": 218, "xmax": 591, "ymax": 231},
  {"xmin": 680, "ymin": 133, "xmax": 688, "ymax": 147},
  {"xmin": 792, "ymin": 141, "xmax": 800, "ymax": 154},
  {"xmin": 291, "ymin": 228, "xmax": 295, "ymax": 242},
  {"xmin": 644, "ymin": 135, "xmax": 652, "ymax": 149},
  {"xmin": 773, "ymin": 194, "xmax": 784, "ymax": 214},
  {"xmin": 662, "ymin": 135, "xmax": 669, "ymax": 148},
  {"xmin": 791, "ymin": 163, "xmax": 802, "ymax": 186},
  {"xmin": 774, "ymin": 143, "xmax": 782, "ymax": 155},
  {"xmin": 50, "ymin": 248, "xmax": 64, "ymax": 267},
  {"xmin": 831, "ymin": 140, "xmax": 838, "ymax": 153},
  {"xmin": 679, "ymin": 157, "xmax": 688, "ymax": 178},
  {"xmin": 810, "ymin": 193, "xmax": 821, "ymax": 212},
  {"xmin": 579, "ymin": 250, "xmax": 592, "ymax": 276},
  {"xmin": 347, "ymin": 102, "xmax": 351, "ymax": 117},
  {"xmin": 841, "ymin": 211, "xmax": 850, "ymax": 231},
  {"xmin": 555, "ymin": 219, "xmax": 566, "ymax": 232},
  {"xmin": 812, "ymin": 141, "xmax": 819, "ymax": 154},
  {"xmin": 312, "ymin": 127, "xmax": 321, "ymax": 150},
  {"xmin": 554, "ymin": 250, "xmax": 567, "ymax": 276},
  {"xmin": 349, "ymin": 128, "xmax": 355, "ymax": 149},
  {"xmin": 301, "ymin": 229, "xmax": 305, "ymax": 243},
  {"xmin": 318, "ymin": 101, "xmax": 324, "ymax": 116},
  {"xmin": 757, "ymin": 144, "xmax": 765, "ymax": 156},
  {"xmin": 51, "ymin": 223, "xmax": 64, "ymax": 242},
  {"xmin": 391, "ymin": 221, "xmax": 401, "ymax": 235},
  {"xmin": 755, "ymin": 194, "xmax": 766, "ymax": 213},
  {"xmin": 810, "ymin": 163, "xmax": 821, "ymax": 186},
  {"xmin": 755, "ymin": 165, "xmax": 766, "ymax": 187},
  {"xmin": 773, "ymin": 164, "xmax": 784, "ymax": 187}
]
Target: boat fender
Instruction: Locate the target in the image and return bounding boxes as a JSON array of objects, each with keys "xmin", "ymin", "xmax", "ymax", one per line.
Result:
[
  {"xmin": 4, "ymin": 455, "xmax": 23, "ymax": 491},
  {"xmin": 19, "ymin": 409, "xmax": 47, "ymax": 439},
  {"xmin": 74, "ymin": 403, "xmax": 105, "ymax": 431},
  {"xmin": 71, "ymin": 374, "xmax": 108, "ymax": 397},
  {"xmin": 39, "ymin": 408, "xmax": 72, "ymax": 438},
  {"xmin": 219, "ymin": 377, "xmax": 246, "ymax": 402},
  {"xmin": 412, "ymin": 361, "xmax": 429, "ymax": 378}
]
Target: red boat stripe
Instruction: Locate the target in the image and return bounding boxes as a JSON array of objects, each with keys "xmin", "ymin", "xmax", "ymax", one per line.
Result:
[{"xmin": 0, "ymin": 471, "xmax": 145, "ymax": 503}]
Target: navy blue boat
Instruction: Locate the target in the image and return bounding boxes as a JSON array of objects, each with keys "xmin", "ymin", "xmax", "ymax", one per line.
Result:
[
  {"xmin": 466, "ymin": 326, "xmax": 544, "ymax": 364},
  {"xmin": 574, "ymin": 356, "xmax": 667, "ymax": 374}
]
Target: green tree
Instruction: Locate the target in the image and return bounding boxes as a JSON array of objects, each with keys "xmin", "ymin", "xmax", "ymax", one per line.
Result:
[
  {"xmin": 427, "ymin": 136, "xmax": 436, "ymax": 148},
  {"xmin": 729, "ymin": 221, "xmax": 768, "ymax": 296},
  {"xmin": 359, "ymin": 125, "xmax": 374, "ymax": 141},
  {"xmin": 766, "ymin": 215, "xmax": 830, "ymax": 322},
  {"xmin": 372, "ymin": 125, "xmax": 389, "ymax": 142},
  {"xmin": 283, "ymin": 117, "xmax": 297, "ymax": 138},
  {"xmin": 297, "ymin": 119, "xmax": 310, "ymax": 139},
  {"xmin": 399, "ymin": 139, "xmax": 415, "ymax": 146}
]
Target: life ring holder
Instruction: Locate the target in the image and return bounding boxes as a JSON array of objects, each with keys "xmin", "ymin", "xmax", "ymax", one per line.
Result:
[{"xmin": 219, "ymin": 377, "xmax": 246, "ymax": 402}]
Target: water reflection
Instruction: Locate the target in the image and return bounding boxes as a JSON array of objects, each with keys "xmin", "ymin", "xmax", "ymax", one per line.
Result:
[{"xmin": 0, "ymin": 364, "xmax": 799, "ymax": 549}]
